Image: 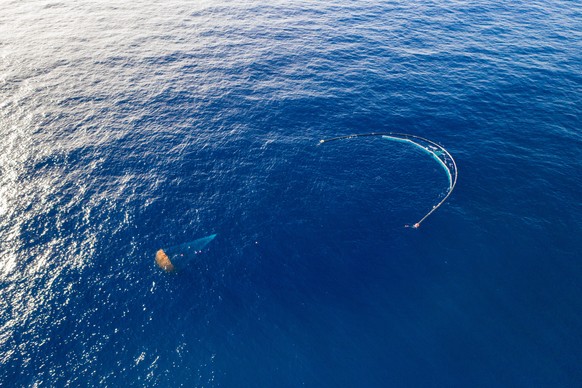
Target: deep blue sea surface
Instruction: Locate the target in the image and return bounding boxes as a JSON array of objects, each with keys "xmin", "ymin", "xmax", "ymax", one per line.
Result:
[{"xmin": 1, "ymin": 1, "xmax": 581, "ymax": 386}]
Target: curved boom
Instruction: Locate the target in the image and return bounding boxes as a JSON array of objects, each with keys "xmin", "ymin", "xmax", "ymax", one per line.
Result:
[{"xmin": 318, "ymin": 132, "xmax": 457, "ymax": 228}]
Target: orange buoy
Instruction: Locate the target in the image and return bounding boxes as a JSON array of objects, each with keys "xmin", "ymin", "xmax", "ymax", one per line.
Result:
[{"xmin": 155, "ymin": 249, "xmax": 175, "ymax": 272}]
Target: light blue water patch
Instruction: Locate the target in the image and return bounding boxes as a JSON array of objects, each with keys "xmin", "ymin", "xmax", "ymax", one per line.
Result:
[
  {"xmin": 382, "ymin": 135, "xmax": 453, "ymax": 188},
  {"xmin": 167, "ymin": 234, "xmax": 217, "ymax": 253},
  {"xmin": 163, "ymin": 234, "xmax": 217, "ymax": 269}
]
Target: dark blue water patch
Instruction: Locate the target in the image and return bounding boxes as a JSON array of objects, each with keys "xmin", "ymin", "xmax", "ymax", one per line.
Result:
[{"xmin": 1, "ymin": 0, "xmax": 582, "ymax": 386}]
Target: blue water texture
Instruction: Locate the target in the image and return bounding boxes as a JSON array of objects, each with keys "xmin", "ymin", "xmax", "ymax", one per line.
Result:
[{"xmin": 1, "ymin": 1, "xmax": 581, "ymax": 386}]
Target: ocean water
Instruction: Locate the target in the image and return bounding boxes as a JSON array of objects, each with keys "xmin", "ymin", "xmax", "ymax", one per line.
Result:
[{"xmin": 1, "ymin": 0, "xmax": 581, "ymax": 386}]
